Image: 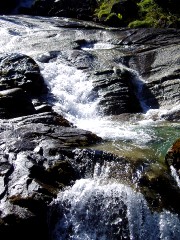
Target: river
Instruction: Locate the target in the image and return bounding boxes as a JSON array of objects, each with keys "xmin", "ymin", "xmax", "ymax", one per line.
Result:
[{"xmin": 0, "ymin": 14, "xmax": 180, "ymax": 239}]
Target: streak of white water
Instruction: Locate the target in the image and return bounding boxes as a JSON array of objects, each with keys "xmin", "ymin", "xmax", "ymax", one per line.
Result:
[
  {"xmin": 82, "ymin": 42, "xmax": 115, "ymax": 50},
  {"xmin": 170, "ymin": 166, "xmax": 180, "ymax": 188},
  {"xmin": 50, "ymin": 164, "xmax": 180, "ymax": 240},
  {"xmin": 40, "ymin": 61, "xmax": 99, "ymax": 122}
]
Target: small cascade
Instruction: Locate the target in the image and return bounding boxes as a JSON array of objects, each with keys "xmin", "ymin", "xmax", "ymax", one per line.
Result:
[
  {"xmin": 49, "ymin": 163, "xmax": 180, "ymax": 240},
  {"xmin": 170, "ymin": 166, "xmax": 180, "ymax": 188},
  {"xmin": 0, "ymin": 15, "xmax": 179, "ymax": 240},
  {"xmin": 114, "ymin": 63, "xmax": 150, "ymax": 113},
  {"xmin": 40, "ymin": 60, "xmax": 99, "ymax": 124}
]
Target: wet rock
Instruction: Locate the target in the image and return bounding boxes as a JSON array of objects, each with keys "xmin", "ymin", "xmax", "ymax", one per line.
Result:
[
  {"xmin": 0, "ymin": 88, "xmax": 35, "ymax": 118},
  {"xmin": 126, "ymin": 28, "xmax": 180, "ymax": 110},
  {"xmin": 0, "ymin": 53, "xmax": 46, "ymax": 95},
  {"xmin": 139, "ymin": 163, "xmax": 180, "ymax": 214},
  {"xmin": 0, "ymin": 111, "xmax": 102, "ymax": 239},
  {"xmin": 161, "ymin": 106, "xmax": 180, "ymax": 121},
  {"xmin": 35, "ymin": 104, "xmax": 52, "ymax": 113},
  {"xmin": 0, "ymin": 201, "xmax": 49, "ymax": 240},
  {"xmin": 137, "ymin": 135, "xmax": 180, "ymax": 214},
  {"xmin": 165, "ymin": 138, "xmax": 180, "ymax": 175},
  {"xmin": 92, "ymin": 67, "xmax": 142, "ymax": 115}
]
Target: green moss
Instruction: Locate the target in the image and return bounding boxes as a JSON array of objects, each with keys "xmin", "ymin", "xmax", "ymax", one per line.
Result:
[
  {"xmin": 128, "ymin": 19, "xmax": 153, "ymax": 27},
  {"xmin": 94, "ymin": 0, "xmax": 119, "ymax": 21},
  {"xmin": 129, "ymin": 0, "xmax": 180, "ymax": 28},
  {"xmin": 95, "ymin": 0, "xmax": 179, "ymax": 28}
]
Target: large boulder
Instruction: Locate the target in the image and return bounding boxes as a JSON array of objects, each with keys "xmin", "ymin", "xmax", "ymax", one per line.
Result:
[
  {"xmin": 0, "ymin": 53, "xmax": 46, "ymax": 96},
  {"xmin": 92, "ymin": 68, "xmax": 142, "ymax": 115}
]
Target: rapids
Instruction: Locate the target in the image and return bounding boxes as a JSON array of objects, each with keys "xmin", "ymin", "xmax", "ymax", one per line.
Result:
[
  {"xmin": 49, "ymin": 163, "xmax": 180, "ymax": 240},
  {"xmin": 0, "ymin": 15, "xmax": 179, "ymax": 239}
]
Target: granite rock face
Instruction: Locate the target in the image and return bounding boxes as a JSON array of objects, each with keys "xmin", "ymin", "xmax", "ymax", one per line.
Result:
[{"xmin": 125, "ymin": 28, "xmax": 180, "ymax": 111}]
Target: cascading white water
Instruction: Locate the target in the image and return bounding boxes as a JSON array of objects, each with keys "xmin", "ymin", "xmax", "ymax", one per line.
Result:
[
  {"xmin": 39, "ymin": 59, "xmax": 99, "ymax": 124},
  {"xmin": 0, "ymin": 15, "xmax": 179, "ymax": 240},
  {"xmin": 37, "ymin": 45, "xmax": 180, "ymax": 164},
  {"xmin": 50, "ymin": 163, "xmax": 180, "ymax": 240},
  {"xmin": 0, "ymin": 15, "xmax": 177, "ymax": 148},
  {"xmin": 39, "ymin": 57, "xmax": 157, "ymax": 144}
]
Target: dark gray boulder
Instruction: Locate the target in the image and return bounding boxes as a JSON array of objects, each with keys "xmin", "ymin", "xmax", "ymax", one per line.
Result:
[
  {"xmin": 0, "ymin": 88, "xmax": 35, "ymax": 118},
  {"xmin": 0, "ymin": 53, "xmax": 46, "ymax": 96},
  {"xmin": 92, "ymin": 68, "xmax": 142, "ymax": 115}
]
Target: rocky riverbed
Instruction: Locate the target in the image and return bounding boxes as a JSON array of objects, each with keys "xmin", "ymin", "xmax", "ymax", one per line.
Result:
[{"xmin": 0, "ymin": 15, "xmax": 179, "ymax": 239}]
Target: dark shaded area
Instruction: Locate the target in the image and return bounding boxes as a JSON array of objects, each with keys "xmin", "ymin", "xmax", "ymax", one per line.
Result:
[{"xmin": 0, "ymin": 0, "xmax": 19, "ymax": 14}]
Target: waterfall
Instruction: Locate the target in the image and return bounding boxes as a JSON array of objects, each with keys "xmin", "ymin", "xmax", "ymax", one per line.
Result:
[
  {"xmin": 39, "ymin": 56, "xmax": 157, "ymax": 144},
  {"xmin": 49, "ymin": 163, "xmax": 180, "ymax": 240},
  {"xmin": 40, "ymin": 59, "xmax": 99, "ymax": 125}
]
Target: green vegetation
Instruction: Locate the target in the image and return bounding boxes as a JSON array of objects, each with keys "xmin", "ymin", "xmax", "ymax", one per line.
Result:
[
  {"xmin": 94, "ymin": 0, "xmax": 180, "ymax": 28},
  {"xmin": 94, "ymin": 0, "xmax": 123, "ymax": 25}
]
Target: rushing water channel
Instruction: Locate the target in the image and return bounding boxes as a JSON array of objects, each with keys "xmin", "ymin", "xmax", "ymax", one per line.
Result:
[
  {"xmin": 0, "ymin": 15, "xmax": 180, "ymax": 239},
  {"xmin": 50, "ymin": 164, "xmax": 180, "ymax": 240}
]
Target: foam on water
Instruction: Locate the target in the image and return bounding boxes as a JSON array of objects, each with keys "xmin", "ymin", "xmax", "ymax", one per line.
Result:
[
  {"xmin": 39, "ymin": 59, "xmax": 160, "ymax": 146},
  {"xmin": 82, "ymin": 42, "xmax": 115, "ymax": 50},
  {"xmin": 40, "ymin": 60, "xmax": 99, "ymax": 122}
]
